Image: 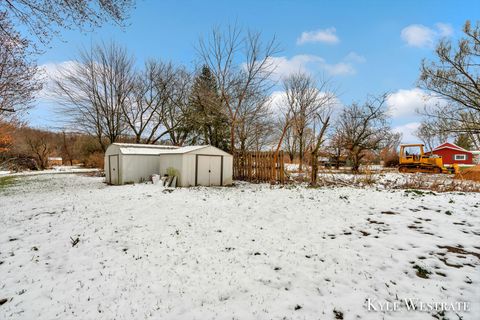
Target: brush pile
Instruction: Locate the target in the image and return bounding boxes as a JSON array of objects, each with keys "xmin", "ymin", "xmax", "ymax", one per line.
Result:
[{"xmin": 455, "ymin": 165, "xmax": 480, "ymax": 182}]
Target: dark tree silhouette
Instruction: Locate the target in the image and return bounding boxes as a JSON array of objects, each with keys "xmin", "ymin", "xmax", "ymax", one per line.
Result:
[{"xmin": 0, "ymin": 12, "xmax": 42, "ymax": 115}]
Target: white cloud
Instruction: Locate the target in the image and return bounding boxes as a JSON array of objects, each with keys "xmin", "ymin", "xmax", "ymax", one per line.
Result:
[
  {"xmin": 297, "ymin": 27, "xmax": 339, "ymax": 45},
  {"xmin": 401, "ymin": 25, "xmax": 435, "ymax": 47},
  {"xmin": 344, "ymin": 51, "xmax": 366, "ymax": 63},
  {"xmin": 435, "ymin": 23, "xmax": 453, "ymax": 37},
  {"xmin": 40, "ymin": 61, "xmax": 77, "ymax": 80},
  {"xmin": 323, "ymin": 62, "xmax": 356, "ymax": 76},
  {"xmin": 393, "ymin": 122, "xmax": 422, "ymax": 144},
  {"xmin": 269, "ymin": 54, "xmax": 358, "ymax": 79},
  {"xmin": 268, "ymin": 90, "xmax": 342, "ymax": 117},
  {"xmin": 386, "ymin": 88, "xmax": 446, "ymax": 118},
  {"xmin": 269, "ymin": 55, "xmax": 321, "ymax": 78},
  {"xmin": 38, "ymin": 61, "xmax": 78, "ymax": 99},
  {"xmin": 401, "ymin": 23, "xmax": 453, "ymax": 48},
  {"xmin": 387, "ymin": 88, "xmax": 426, "ymax": 118},
  {"xmin": 269, "ymin": 90, "xmax": 287, "ymax": 113}
]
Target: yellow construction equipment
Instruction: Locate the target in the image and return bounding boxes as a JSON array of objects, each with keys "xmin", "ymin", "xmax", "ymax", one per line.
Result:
[{"xmin": 398, "ymin": 144, "xmax": 457, "ymax": 174}]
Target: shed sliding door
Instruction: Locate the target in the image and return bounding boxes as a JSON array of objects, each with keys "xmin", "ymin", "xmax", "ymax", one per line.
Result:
[
  {"xmin": 109, "ymin": 155, "xmax": 119, "ymax": 184},
  {"xmin": 196, "ymin": 155, "xmax": 222, "ymax": 186}
]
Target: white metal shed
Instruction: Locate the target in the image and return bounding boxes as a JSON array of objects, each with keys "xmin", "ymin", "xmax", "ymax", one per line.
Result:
[{"xmin": 104, "ymin": 143, "xmax": 232, "ymax": 187}]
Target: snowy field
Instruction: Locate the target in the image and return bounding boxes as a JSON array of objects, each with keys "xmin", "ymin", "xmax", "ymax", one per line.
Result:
[
  {"xmin": 1, "ymin": 174, "xmax": 479, "ymax": 319},
  {"xmin": 0, "ymin": 166, "xmax": 99, "ymax": 177}
]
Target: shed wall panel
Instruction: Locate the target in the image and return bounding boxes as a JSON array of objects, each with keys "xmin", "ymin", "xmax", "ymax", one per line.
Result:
[
  {"xmin": 182, "ymin": 154, "xmax": 196, "ymax": 187},
  {"xmin": 121, "ymin": 155, "xmax": 160, "ymax": 183},
  {"xmin": 159, "ymin": 155, "xmax": 184, "ymax": 186},
  {"xmin": 222, "ymin": 156, "xmax": 233, "ymax": 185},
  {"xmin": 104, "ymin": 156, "xmax": 110, "ymax": 183}
]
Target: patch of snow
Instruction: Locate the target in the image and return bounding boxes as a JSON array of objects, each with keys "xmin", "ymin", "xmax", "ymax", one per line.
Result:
[
  {"xmin": 1, "ymin": 167, "xmax": 99, "ymax": 177},
  {"xmin": 0, "ymin": 174, "xmax": 478, "ymax": 319}
]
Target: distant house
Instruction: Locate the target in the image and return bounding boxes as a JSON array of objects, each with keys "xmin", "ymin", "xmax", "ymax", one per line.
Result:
[{"xmin": 430, "ymin": 142, "xmax": 473, "ymax": 166}]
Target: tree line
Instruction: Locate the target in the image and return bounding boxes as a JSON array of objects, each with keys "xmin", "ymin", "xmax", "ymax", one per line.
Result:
[
  {"xmin": 0, "ymin": 124, "xmax": 105, "ymax": 170},
  {"xmin": 52, "ymin": 30, "xmax": 278, "ymax": 154},
  {"xmin": 1, "ymin": 2, "xmax": 478, "ymax": 173},
  {"xmin": 48, "ymin": 29, "xmax": 402, "ymax": 173}
]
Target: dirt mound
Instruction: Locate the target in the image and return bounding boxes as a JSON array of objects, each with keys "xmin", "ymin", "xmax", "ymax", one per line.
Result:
[{"xmin": 455, "ymin": 165, "xmax": 480, "ymax": 182}]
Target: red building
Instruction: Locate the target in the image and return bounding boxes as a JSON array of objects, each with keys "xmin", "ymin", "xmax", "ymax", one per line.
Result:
[{"xmin": 430, "ymin": 142, "xmax": 473, "ymax": 166}]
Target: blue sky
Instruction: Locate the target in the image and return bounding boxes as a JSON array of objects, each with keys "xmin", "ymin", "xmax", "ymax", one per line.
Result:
[{"xmin": 29, "ymin": 0, "xmax": 480, "ymax": 142}]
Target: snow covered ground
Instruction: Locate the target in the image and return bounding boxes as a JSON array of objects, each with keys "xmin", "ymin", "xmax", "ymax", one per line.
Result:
[
  {"xmin": 0, "ymin": 166, "xmax": 99, "ymax": 177},
  {"xmin": 1, "ymin": 174, "xmax": 479, "ymax": 319}
]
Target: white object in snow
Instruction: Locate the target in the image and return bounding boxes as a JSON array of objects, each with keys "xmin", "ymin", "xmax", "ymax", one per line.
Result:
[{"xmin": 151, "ymin": 174, "xmax": 160, "ymax": 184}]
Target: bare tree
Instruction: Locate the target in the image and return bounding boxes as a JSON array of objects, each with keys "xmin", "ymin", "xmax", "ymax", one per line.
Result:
[
  {"xmin": 23, "ymin": 128, "xmax": 54, "ymax": 169},
  {"xmin": 0, "ymin": 12, "xmax": 42, "ymax": 116},
  {"xmin": 58, "ymin": 131, "xmax": 81, "ymax": 166},
  {"xmin": 272, "ymin": 72, "xmax": 336, "ymax": 182},
  {"xmin": 415, "ymin": 120, "xmax": 449, "ymax": 151},
  {"xmin": 380, "ymin": 132, "xmax": 402, "ymax": 167},
  {"xmin": 123, "ymin": 60, "xmax": 176, "ymax": 143},
  {"xmin": 309, "ymin": 112, "xmax": 332, "ymax": 184},
  {"xmin": 328, "ymin": 132, "xmax": 345, "ymax": 169},
  {"xmin": 282, "ymin": 72, "xmax": 330, "ymax": 172},
  {"xmin": 197, "ymin": 25, "xmax": 279, "ymax": 152},
  {"xmin": 1, "ymin": 1, "xmax": 134, "ymax": 119},
  {"xmin": 282, "ymin": 123, "xmax": 298, "ymax": 162},
  {"xmin": 337, "ymin": 95, "xmax": 391, "ymax": 172},
  {"xmin": 1, "ymin": 0, "xmax": 134, "ymax": 48},
  {"xmin": 308, "ymin": 90, "xmax": 337, "ymax": 183},
  {"xmin": 162, "ymin": 67, "xmax": 192, "ymax": 146},
  {"xmin": 53, "ymin": 42, "xmax": 135, "ymax": 151},
  {"xmin": 235, "ymin": 93, "xmax": 275, "ymax": 152},
  {"xmin": 419, "ymin": 20, "xmax": 480, "ymax": 146}
]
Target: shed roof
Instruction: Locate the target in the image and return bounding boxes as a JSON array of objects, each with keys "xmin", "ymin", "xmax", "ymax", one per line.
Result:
[
  {"xmin": 110, "ymin": 143, "xmax": 230, "ymax": 156},
  {"xmin": 163, "ymin": 145, "xmax": 231, "ymax": 156},
  {"xmin": 112, "ymin": 143, "xmax": 178, "ymax": 149},
  {"xmin": 109, "ymin": 143, "xmax": 179, "ymax": 155},
  {"xmin": 173, "ymin": 145, "xmax": 209, "ymax": 153},
  {"xmin": 119, "ymin": 147, "xmax": 180, "ymax": 155}
]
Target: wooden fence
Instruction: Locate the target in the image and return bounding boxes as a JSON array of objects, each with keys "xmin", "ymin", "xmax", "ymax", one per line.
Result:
[{"xmin": 233, "ymin": 151, "xmax": 285, "ymax": 183}]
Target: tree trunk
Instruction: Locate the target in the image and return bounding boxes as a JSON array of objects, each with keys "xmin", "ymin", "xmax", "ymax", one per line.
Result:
[
  {"xmin": 230, "ymin": 125, "xmax": 235, "ymax": 153},
  {"xmin": 311, "ymin": 151, "xmax": 318, "ymax": 185},
  {"xmin": 352, "ymin": 152, "xmax": 360, "ymax": 173},
  {"xmin": 298, "ymin": 135, "xmax": 303, "ymax": 172},
  {"xmin": 288, "ymin": 152, "xmax": 294, "ymax": 162},
  {"xmin": 309, "ymin": 117, "xmax": 329, "ymax": 185}
]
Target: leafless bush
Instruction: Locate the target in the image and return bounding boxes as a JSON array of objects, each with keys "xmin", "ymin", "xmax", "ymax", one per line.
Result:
[
  {"xmin": 306, "ymin": 171, "xmax": 480, "ymax": 192},
  {"xmin": 83, "ymin": 152, "xmax": 104, "ymax": 169},
  {"xmin": 393, "ymin": 175, "xmax": 480, "ymax": 192}
]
